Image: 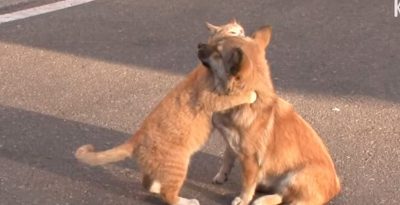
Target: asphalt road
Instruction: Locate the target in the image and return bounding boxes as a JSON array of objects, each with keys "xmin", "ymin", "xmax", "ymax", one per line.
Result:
[{"xmin": 0, "ymin": 0, "xmax": 399, "ymax": 204}]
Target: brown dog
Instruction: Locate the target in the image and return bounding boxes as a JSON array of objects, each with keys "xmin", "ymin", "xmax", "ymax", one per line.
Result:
[
  {"xmin": 74, "ymin": 44, "xmax": 257, "ymax": 205},
  {"xmin": 201, "ymin": 27, "xmax": 341, "ymax": 205}
]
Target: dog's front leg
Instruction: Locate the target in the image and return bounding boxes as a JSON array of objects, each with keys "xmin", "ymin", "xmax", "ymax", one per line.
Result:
[
  {"xmin": 232, "ymin": 155, "xmax": 260, "ymax": 205},
  {"xmin": 213, "ymin": 145, "xmax": 236, "ymax": 184}
]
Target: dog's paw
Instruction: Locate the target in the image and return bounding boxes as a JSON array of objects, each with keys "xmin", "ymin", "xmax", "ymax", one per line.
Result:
[
  {"xmin": 188, "ymin": 199, "xmax": 200, "ymax": 205},
  {"xmin": 252, "ymin": 195, "xmax": 282, "ymax": 205},
  {"xmin": 212, "ymin": 172, "xmax": 228, "ymax": 184},
  {"xmin": 177, "ymin": 197, "xmax": 200, "ymax": 205},
  {"xmin": 251, "ymin": 198, "xmax": 262, "ymax": 205},
  {"xmin": 231, "ymin": 196, "xmax": 244, "ymax": 205}
]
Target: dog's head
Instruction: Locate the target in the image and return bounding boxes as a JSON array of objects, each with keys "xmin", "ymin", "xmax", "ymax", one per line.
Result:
[{"xmin": 198, "ymin": 25, "xmax": 273, "ymax": 95}]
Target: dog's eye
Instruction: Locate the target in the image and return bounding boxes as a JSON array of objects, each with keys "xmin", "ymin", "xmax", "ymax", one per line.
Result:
[{"xmin": 229, "ymin": 31, "xmax": 238, "ymax": 35}]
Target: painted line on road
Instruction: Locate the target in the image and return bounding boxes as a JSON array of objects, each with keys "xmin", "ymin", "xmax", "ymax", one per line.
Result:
[{"xmin": 0, "ymin": 0, "xmax": 95, "ymax": 24}]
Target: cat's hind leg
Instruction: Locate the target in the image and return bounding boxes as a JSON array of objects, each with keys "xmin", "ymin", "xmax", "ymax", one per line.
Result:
[
  {"xmin": 159, "ymin": 161, "xmax": 200, "ymax": 205},
  {"xmin": 160, "ymin": 180, "xmax": 200, "ymax": 205}
]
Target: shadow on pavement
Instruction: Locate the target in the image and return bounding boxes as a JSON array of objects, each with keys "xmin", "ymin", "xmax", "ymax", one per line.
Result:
[
  {"xmin": 0, "ymin": 0, "xmax": 399, "ymax": 102},
  {"xmin": 0, "ymin": 105, "xmax": 236, "ymax": 204}
]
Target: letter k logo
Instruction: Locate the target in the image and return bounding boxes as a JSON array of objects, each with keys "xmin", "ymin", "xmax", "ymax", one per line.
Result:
[{"xmin": 396, "ymin": 0, "xmax": 400, "ymax": 17}]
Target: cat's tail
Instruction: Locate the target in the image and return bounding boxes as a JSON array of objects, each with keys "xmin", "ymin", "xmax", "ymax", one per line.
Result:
[{"xmin": 75, "ymin": 132, "xmax": 142, "ymax": 166}]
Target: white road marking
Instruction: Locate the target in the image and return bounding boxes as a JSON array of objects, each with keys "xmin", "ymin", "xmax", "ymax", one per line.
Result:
[{"xmin": 0, "ymin": 0, "xmax": 96, "ymax": 24}]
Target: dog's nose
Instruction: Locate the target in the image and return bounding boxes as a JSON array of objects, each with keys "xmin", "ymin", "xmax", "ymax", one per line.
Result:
[{"xmin": 197, "ymin": 43, "xmax": 213, "ymax": 62}]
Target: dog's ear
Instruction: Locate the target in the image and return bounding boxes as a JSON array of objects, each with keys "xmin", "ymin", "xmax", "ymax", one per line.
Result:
[
  {"xmin": 197, "ymin": 43, "xmax": 213, "ymax": 69},
  {"xmin": 252, "ymin": 25, "xmax": 272, "ymax": 49},
  {"xmin": 206, "ymin": 22, "xmax": 220, "ymax": 34},
  {"xmin": 227, "ymin": 47, "xmax": 243, "ymax": 76}
]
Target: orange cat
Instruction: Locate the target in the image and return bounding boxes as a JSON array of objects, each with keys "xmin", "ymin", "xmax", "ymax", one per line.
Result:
[
  {"xmin": 202, "ymin": 27, "xmax": 341, "ymax": 205},
  {"xmin": 74, "ymin": 46, "xmax": 257, "ymax": 205},
  {"xmin": 206, "ymin": 18, "xmax": 245, "ymax": 43}
]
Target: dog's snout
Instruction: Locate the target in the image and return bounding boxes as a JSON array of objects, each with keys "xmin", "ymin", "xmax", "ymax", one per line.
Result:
[{"xmin": 197, "ymin": 43, "xmax": 213, "ymax": 59}]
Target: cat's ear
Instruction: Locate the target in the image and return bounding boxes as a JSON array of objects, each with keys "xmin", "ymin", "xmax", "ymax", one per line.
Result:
[
  {"xmin": 229, "ymin": 18, "xmax": 238, "ymax": 24},
  {"xmin": 197, "ymin": 43, "xmax": 213, "ymax": 69},
  {"xmin": 251, "ymin": 25, "xmax": 272, "ymax": 49},
  {"xmin": 227, "ymin": 47, "xmax": 243, "ymax": 76},
  {"xmin": 206, "ymin": 22, "xmax": 220, "ymax": 34}
]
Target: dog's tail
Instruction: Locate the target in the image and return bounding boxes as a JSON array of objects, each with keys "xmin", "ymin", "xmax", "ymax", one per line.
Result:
[{"xmin": 75, "ymin": 132, "xmax": 142, "ymax": 166}]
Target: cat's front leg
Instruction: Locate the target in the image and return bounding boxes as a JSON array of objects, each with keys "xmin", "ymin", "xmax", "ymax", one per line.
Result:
[{"xmin": 203, "ymin": 90, "xmax": 257, "ymax": 113}]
